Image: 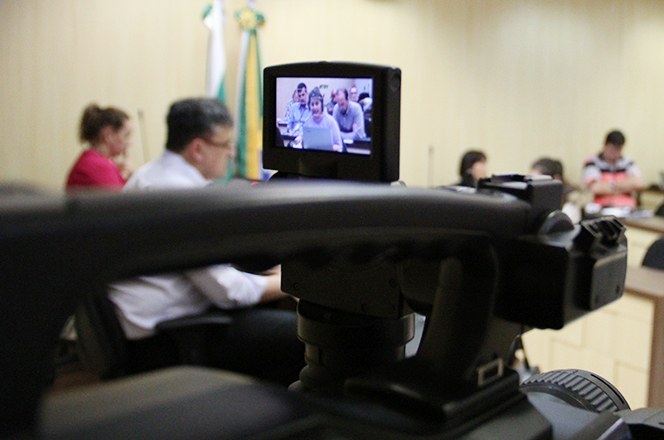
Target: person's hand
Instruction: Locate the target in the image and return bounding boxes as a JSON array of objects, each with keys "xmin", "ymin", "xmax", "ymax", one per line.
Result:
[{"xmin": 114, "ymin": 155, "xmax": 134, "ymax": 180}]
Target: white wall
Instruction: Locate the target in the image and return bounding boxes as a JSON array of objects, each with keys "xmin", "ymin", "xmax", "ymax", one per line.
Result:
[{"xmin": 1, "ymin": 0, "xmax": 663, "ymax": 191}]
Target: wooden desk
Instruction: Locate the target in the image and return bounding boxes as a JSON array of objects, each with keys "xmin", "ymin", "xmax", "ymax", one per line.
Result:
[
  {"xmin": 638, "ymin": 187, "xmax": 664, "ymax": 211},
  {"xmin": 622, "ymin": 217, "xmax": 664, "ymax": 266},
  {"xmin": 625, "ymin": 265, "xmax": 664, "ymax": 407},
  {"xmin": 623, "ymin": 216, "xmax": 664, "ymax": 235},
  {"xmin": 523, "ymin": 265, "xmax": 664, "ymax": 409}
]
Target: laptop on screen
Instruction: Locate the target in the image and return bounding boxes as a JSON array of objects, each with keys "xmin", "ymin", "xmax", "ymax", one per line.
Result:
[{"xmin": 302, "ymin": 126, "xmax": 334, "ymax": 151}]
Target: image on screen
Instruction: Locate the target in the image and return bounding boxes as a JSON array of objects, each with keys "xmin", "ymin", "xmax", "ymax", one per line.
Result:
[{"xmin": 275, "ymin": 77, "xmax": 373, "ymax": 155}]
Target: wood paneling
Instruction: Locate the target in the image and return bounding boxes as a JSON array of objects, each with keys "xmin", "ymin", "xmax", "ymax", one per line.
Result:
[{"xmin": 1, "ymin": 0, "xmax": 664, "ymax": 191}]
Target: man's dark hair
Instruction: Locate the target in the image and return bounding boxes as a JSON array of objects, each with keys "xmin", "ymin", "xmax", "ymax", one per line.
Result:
[
  {"xmin": 165, "ymin": 98, "xmax": 233, "ymax": 152},
  {"xmin": 531, "ymin": 157, "xmax": 563, "ymax": 179},
  {"xmin": 605, "ymin": 130, "xmax": 625, "ymax": 148},
  {"xmin": 296, "ymin": 82, "xmax": 307, "ymax": 92}
]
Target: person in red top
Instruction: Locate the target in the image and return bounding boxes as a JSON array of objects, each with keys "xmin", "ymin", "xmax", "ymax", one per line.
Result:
[
  {"xmin": 65, "ymin": 103, "xmax": 133, "ymax": 191},
  {"xmin": 582, "ymin": 129, "xmax": 644, "ymax": 208}
]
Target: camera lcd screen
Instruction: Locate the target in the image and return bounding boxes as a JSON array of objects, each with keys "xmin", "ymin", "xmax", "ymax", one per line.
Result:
[
  {"xmin": 263, "ymin": 62, "xmax": 400, "ymax": 182},
  {"xmin": 275, "ymin": 77, "xmax": 373, "ymax": 156}
]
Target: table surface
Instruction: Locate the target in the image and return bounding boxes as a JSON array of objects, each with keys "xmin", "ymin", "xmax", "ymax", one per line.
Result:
[
  {"xmin": 622, "ymin": 216, "xmax": 664, "ymax": 235},
  {"xmin": 624, "ymin": 265, "xmax": 664, "ymax": 300}
]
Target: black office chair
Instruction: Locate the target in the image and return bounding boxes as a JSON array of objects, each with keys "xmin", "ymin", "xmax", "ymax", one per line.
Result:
[
  {"xmin": 74, "ymin": 290, "xmax": 233, "ymax": 380},
  {"xmin": 641, "ymin": 237, "xmax": 664, "ymax": 270},
  {"xmin": 654, "ymin": 203, "xmax": 664, "ymax": 217}
]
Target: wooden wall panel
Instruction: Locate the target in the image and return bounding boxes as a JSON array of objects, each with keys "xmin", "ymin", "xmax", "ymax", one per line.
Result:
[{"xmin": 1, "ymin": 0, "xmax": 663, "ymax": 191}]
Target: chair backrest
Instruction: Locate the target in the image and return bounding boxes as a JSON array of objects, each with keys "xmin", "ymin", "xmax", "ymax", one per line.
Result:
[
  {"xmin": 642, "ymin": 237, "xmax": 664, "ymax": 270},
  {"xmin": 74, "ymin": 290, "xmax": 234, "ymax": 380},
  {"xmin": 655, "ymin": 203, "xmax": 664, "ymax": 217},
  {"xmin": 74, "ymin": 292, "xmax": 129, "ymax": 379}
]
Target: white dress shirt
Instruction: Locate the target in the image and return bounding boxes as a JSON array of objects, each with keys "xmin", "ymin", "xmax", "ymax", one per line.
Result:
[{"xmin": 108, "ymin": 151, "xmax": 267, "ymax": 339}]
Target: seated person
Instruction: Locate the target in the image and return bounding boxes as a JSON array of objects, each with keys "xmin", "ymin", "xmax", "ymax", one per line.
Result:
[
  {"xmin": 108, "ymin": 98, "xmax": 304, "ymax": 386},
  {"xmin": 358, "ymin": 92, "xmax": 372, "ymax": 112},
  {"xmin": 65, "ymin": 103, "xmax": 133, "ymax": 192},
  {"xmin": 582, "ymin": 129, "xmax": 644, "ymax": 208},
  {"xmin": 455, "ymin": 150, "xmax": 488, "ymax": 188},
  {"xmin": 349, "ymin": 85, "xmax": 359, "ymax": 103},
  {"xmin": 333, "ymin": 88, "xmax": 366, "ymax": 141},
  {"xmin": 298, "ymin": 87, "xmax": 342, "ymax": 152},
  {"xmin": 531, "ymin": 157, "xmax": 587, "ymax": 224},
  {"xmin": 282, "ymin": 88, "xmax": 298, "ymax": 120},
  {"xmin": 326, "ymin": 88, "xmax": 338, "ymax": 115},
  {"xmin": 358, "ymin": 92, "xmax": 373, "ymax": 138},
  {"xmin": 286, "ymin": 82, "xmax": 311, "ymax": 135}
]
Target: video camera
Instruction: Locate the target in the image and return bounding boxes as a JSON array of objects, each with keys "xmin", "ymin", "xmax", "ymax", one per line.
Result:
[
  {"xmin": 1, "ymin": 63, "xmax": 662, "ymax": 438},
  {"xmin": 258, "ymin": 62, "xmax": 661, "ymax": 438}
]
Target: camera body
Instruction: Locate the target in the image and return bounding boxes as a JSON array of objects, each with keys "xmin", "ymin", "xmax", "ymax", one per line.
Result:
[{"xmin": 260, "ymin": 62, "xmax": 660, "ymax": 438}]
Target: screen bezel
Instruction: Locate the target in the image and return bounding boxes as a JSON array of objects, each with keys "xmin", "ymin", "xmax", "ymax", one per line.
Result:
[{"xmin": 263, "ymin": 62, "xmax": 400, "ymax": 182}]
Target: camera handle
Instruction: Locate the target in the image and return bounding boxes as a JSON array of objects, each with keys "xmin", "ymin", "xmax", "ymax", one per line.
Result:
[{"xmin": 343, "ymin": 237, "xmax": 526, "ymax": 425}]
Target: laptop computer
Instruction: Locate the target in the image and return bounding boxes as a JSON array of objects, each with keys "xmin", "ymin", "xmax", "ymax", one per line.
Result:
[{"xmin": 302, "ymin": 126, "xmax": 334, "ymax": 151}]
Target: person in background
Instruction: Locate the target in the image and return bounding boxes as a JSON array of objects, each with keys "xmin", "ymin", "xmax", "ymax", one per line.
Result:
[
  {"xmin": 282, "ymin": 88, "xmax": 299, "ymax": 121},
  {"xmin": 326, "ymin": 88, "xmax": 338, "ymax": 115},
  {"xmin": 108, "ymin": 97, "xmax": 303, "ymax": 386},
  {"xmin": 65, "ymin": 103, "xmax": 133, "ymax": 191},
  {"xmin": 357, "ymin": 92, "xmax": 373, "ymax": 137},
  {"xmin": 286, "ymin": 82, "xmax": 310, "ymax": 135},
  {"xmin": 358, "ymin": 92, "xmax": 372, "ymax": 112},
  {"xmin": 582, "ymin": 129, "xmax": 644, "ymax": 208},
  {"xmin": 333, "ymin": 88, "xmax": 365, "ymax": 141},
  {"xmin": 349, "ymin": 85, "xmax": 359, "ymax": 102},
  {"xmin": 531, "ymin": 157, "xmax": 586, "ymax": 223},
  {"xmin": 456, "ymin": 150, "xmax": 488, "ymax": 188}
]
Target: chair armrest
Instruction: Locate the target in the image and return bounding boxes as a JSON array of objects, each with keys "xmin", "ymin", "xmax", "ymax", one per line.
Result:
[
  {"xmin": 155, "ymin": 311, "xmax": 234, "ymax": 366},
  {"xmin": 155, "ymin": 312, "xmax": 233, "ymax": 333}
]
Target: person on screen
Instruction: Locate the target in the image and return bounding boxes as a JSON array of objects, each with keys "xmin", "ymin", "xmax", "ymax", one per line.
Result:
[
  {"xmin": 358, "ymin": 92, "xmax": 372, "ymax": 112},
  {"xmin": 582, "ymin": 129, "xmax": 644, "ymax": 208},
  {"xmin": 65, "ymin": 103, "xmax": 133, "ymax": 192},
  {"xmin": 301, "ymin": 87, "xmax": 342, "ymax": 152},
  {"xmin": 358, "ymin": 92, "xmax": 373, "ymax": 137},
  {"xmin": 333, "ymin": 88, "xmax": 366, "ymax": 141},
  {"xmin": 108, "ymin": 98, "xmax": 303, "ymax": 386},
  {"xmin": 286, "ymin": 82, "xmax": 311, "ymax": 135},
  {"xmin": 282, "ymin": 88, "xmax": 299, "ymax": 120},
  {"xmin": 326, "ymin": 88, "xmax": 338, "ymax": 115},
  {"xmin": 349, "ymin": 85, "xmax": 359, "ymax": 102}
]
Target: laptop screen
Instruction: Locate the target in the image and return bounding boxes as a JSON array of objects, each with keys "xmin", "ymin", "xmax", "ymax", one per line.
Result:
[{"xmin": 302, "ymin": 127, "xmax": 334, "ymax": 151}]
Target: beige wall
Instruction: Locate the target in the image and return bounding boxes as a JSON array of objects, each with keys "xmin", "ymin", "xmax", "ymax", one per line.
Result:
[{"xmin": 1, "ymin": 0, "xmax": 663, "ymax": 191}]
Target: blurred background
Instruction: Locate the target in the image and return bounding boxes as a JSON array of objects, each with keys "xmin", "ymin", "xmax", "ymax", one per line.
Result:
[{"xmin": 1, "ymin": 0, "xmax": 663, "ymax": 191}]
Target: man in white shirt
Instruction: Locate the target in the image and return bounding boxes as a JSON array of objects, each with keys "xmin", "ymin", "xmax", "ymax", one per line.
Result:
[{"xmin": 108, "ymin": 98, "xmax": 303, "ymax": 385}]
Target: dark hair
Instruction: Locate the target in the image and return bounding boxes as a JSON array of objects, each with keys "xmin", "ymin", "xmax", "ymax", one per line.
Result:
[
  {"xmin": 458, "ymin": 150, "xmax": 487, "ymax": 178},
  {"xmin": 165, "ymin": 98, "xmax": 233, "ymax": 152},
  {"xmin": 296, "ymin": 82, "xmax": 307, "ymax": 92},
  {"xmin": 308, "ymin": 87, "xmax": 324, "ymax": 108},
  {"xmin": 358, "ymin": 92, "xmax": 370, "ymax": 102},
  {"xmin": 605, "ymin": 130, "xmax": 625, "ymax": 147},
  {"xmin": 79, "ymin": 104, "xmax": 129, "ymax": 144},
  {"xmin": 531, "ymin": 157, "xmax": 563, "ymax": 179}
]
